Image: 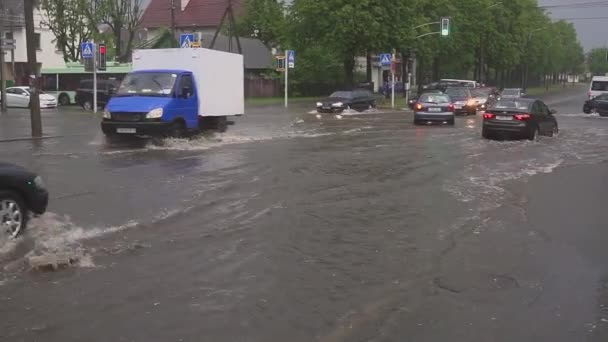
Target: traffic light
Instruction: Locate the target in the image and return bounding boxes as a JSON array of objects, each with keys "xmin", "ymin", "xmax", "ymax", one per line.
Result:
[
  {"xmin": 441, "ymin": 17, "xmax": 451, "ymax": 37},
  {"xmin": 97, "ymin": 44, "xmax": 107, "ymax": 71}
]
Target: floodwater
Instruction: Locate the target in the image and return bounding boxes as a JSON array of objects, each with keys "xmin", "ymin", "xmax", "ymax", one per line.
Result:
[{"xmin": 1, "ymin": 87, "xmax": 608, "ymax": 341}]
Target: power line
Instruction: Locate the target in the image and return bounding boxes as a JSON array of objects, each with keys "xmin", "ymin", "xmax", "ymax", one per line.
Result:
[{"xmin": 539, "ymin": 0, "xmax": 608, "ymax": 8}]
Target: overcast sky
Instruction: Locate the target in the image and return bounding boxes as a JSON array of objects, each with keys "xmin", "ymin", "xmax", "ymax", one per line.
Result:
[{"xmin": 537, "ymin": 0, "xmax": 606, "ymax": 50}]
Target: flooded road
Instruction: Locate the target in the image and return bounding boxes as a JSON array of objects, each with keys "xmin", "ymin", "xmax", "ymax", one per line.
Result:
[{"xmin": 2, "ymin": 87, "xmax": 608, "ymax": 341}]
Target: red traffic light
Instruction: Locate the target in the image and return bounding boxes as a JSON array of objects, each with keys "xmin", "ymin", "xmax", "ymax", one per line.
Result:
[{"xmin": 99, "ymin": 45, "xmax": 106, "ymax": 54}]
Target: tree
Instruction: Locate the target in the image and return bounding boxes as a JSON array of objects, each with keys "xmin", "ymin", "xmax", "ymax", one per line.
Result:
[
  {"xmin": 40, "ymin": 0, "xmax": 91, "ymax": 62},
  {"xmin": 236, "ymin": 0, "xmax": 287, "ymax": 48},
  {"xmin": 86, "ymin": 0, "xmax": 144, "ymax": 62},
  {"xmin": 588, "ymin": 48, "xmax": 608, "ymax": 76}
]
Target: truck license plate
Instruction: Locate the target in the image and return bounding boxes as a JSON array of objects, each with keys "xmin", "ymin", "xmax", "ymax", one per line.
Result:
[{"xmin": 117, "ymin": 128, "xmax": 136, "ymax": 134}]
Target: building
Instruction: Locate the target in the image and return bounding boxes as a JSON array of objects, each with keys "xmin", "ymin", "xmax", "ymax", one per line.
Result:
[{"xmin": 0, "ymin": 0, "xmax": 65, "ymax": 85}]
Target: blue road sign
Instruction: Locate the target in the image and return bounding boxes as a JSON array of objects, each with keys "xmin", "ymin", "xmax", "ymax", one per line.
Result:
[
  {"xmin": 380, "ymin": 53, "xmax": 392, "ymax": 66},
  {"xmin": 180, "ymin": 34, "xmax": 195, "ymax": 48},
  {"xmin": 287, "ymin": 50, "xmax": 295, "ymax": 68},
  {"xmin": 81, "ymin": 42, "xmax": 94, "ymax": 58}
]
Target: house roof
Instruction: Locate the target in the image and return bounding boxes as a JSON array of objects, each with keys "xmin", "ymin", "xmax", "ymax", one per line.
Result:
[
  {"xmin": 0, "ymin": 0, "xmax": 25, "ymax": 27},
  {"xmin": 141, "ymin": 0, "xmax": 244, "ymax": 29},
  {"xmin": 200, "ymin": 34, "xmax": 273, "ymax": 69}
]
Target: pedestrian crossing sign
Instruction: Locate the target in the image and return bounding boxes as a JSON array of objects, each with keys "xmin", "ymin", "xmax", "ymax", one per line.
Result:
[
  {"xmin": 380, "ymin": 53, "xmax": 392, "ymax": 66},
  {"xmin": 180, "ymin": 34, "xmax": 195, "ymax": 48},
  {"xmin": 81, "ymin": 42, "xmax": 94, "ymax": 58}
]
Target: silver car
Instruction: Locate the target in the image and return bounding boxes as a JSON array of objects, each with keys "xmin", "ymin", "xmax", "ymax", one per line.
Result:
[
  {"xmin": 413, "ymin": 93, "xmax": 455, "ymax": 125},
  {"xmin": 500, "ymin": 88, "xmax": 525, "ymax": 99}
]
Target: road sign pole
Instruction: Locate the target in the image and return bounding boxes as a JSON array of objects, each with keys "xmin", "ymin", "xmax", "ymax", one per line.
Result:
[
  {"xmin": 284, "ymin": 53, "xmax": 289, "ymax": 108},
  {"xmin": 0, "ymin": 35, "xmax": 6, "ymax": 113},
  {"xmin": 391, "ymin": 50, "xmax": 396, "ymax": 109},
  {"xmin": 93, "ymin": 42, "xmax": 97, "ymax": 114}
]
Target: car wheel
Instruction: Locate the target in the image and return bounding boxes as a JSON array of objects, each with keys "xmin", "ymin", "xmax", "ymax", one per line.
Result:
[
  {"xmin": 0, "ymin": 190, "xmax": 28, "ymax": 238},
  {"xmin": 482, "ymin": 128, "xmax": 493, "ymax": 139},
  {"xmin": 58, "ymin": 94, "xmax": 70, "ymax": 106},
  {"xmin": 82, "ymin": 100, "xmax": 93, "ymax": 111},
  {"xmin": 548, "ymin": 124, "xmax": 559, "ymax": 137},
  {"xmin": 583, "ymin": 107, "xmax": 591, "ymax": 114},
  {"xmin": 528, "ymin": 126, "xmax": 540, "ymax": 141}
]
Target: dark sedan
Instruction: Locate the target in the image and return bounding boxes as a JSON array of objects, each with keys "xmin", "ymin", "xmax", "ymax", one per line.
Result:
[
  {"xmin": 316, "ymin": 89, "xmax": 376, "ymax": 113},
  {"xmin": 482, "ymin": 98, "xmax": 559, "ymax": 140},
  {"xmin": 445, "ymin": 87, "xmax": 476, "ymax": 115},
  {"xmin": 583, "ymin": 93, "xmax": 608, "ymax": 116},
  {"xmin": 0, "ymin": 162, "xmax": 49, "ymax": 238}
]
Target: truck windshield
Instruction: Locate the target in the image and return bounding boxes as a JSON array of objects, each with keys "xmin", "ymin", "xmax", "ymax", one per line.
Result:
[{"xmin": 116, "ymin": 72, "xmax": 178, "ymax": 97}]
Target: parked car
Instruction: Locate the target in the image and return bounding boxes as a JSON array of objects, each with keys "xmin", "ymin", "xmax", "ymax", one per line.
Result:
[
  {"xmin": 0, "ymin": 87, "xmax": 57, "ymax": 108},
  {"xmin": 316, "ymin": 89, "xmax": 376, "ymax": 113},
  {"xmin": 445, "ymin": 87, "xmax": 476, "ymax": 115},
  {"xmin": 588, "ymin": 75, "xmax": 608, "ymax": 99},
  {"xmin": 482, "ymin": 98, "xmax": 559, "ymax": 140},
  {"xmin": 413, "ymin": 93, "xmax": 455, "ymax": 125},
  {"xmin": 0, "ymin": 162, "xmax": 48, "ymax": 238},
  {"xmin": 75, "ymin": 79, "xmax": 119, "ymax": 111},
  {"xmin": 500, "ymin": 88, "xmax": 525, "ymax": 99},
  {"xmin": 583, "ymin": 93, "xmax": 608, "ymax": 116},
  {"xmin": 381, "ymin": 81, "xmax": 405, "ymax": 98}
]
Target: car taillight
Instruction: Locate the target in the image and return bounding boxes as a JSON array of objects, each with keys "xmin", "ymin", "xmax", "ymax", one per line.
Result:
[
  {"xmin": 514, "ymin": 113, "xmax": 531, "ymax": 120},
  {"xmin": 415, "ymin": 103, "xmax": 423, "ymax": 111},
  {"xmin": 588, "ymin": 91, "xmax": 592, "ymax": 99},
  {"xmin": 483, "ymin": 113, "xmax": 496, "ymax": 119}
]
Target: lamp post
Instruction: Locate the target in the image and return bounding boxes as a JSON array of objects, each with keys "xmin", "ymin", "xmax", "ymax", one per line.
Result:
[{"xmin": 479, "ymin": 2, "xmax": 502, "ymax": 84}]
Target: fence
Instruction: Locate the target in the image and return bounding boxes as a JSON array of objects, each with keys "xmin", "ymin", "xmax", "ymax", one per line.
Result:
[{"xmin": 245, "ymin": 78, "xmax": 281, "ymax": 97}]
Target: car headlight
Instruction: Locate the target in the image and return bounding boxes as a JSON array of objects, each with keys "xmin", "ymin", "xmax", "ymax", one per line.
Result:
[
  {"xmin": 467, "ymin": 99, "xmax": 477, "ymax": 106},
  {"xmin": 33, "ymin": 176, "xmax": 45, "ymax": 189},
  {"xmin": 332, "ymin": 102, "xmax": 343, "ymax": 107},
  {"xmin": 146, "ymin": 108, "xmax": 163, "ymax": 119},
  {"xmin": 316, "ymin": 102, "xmax": 323, "ymax": 107},
  {"xmin": 103, "ymin": 109, "xmax": 111, "ymax": 119}
]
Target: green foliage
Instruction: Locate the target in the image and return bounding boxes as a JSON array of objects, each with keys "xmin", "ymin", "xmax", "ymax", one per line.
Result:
[
  {"xmin": 588, "ymin": 48, "xmax": 608, "ymax": 76},
  {"xmin": 235, "ymin": 0, "xmax": 287, "ymax": 47},
  {"xmin": 40, "ymin": 0, "xmax": 91, "ymax": 62}
]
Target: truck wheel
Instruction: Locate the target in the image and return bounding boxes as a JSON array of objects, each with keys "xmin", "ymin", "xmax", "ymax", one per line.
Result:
[
  {"xmin": 170, "ymin": 120, "xmax": 187, "ymax": 138},
  {"xmin": 58, "ymin": 93, "xmax": 70, "ymax": 106},
  {"xmin": 0, "ymin": 190, "xmax": 28, "ymax": 238}
]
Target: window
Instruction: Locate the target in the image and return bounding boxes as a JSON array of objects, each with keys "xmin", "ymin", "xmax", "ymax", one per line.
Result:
[
  {"xmin": 591, "ymin": 81, "xmax": 608, "ymax": 91},
  {"xmin": 179, "ymin": 74, "xmax": 193, "ymax": 98},
  {"xmin": 5, "ymin": 32, "xmax": 13, "ymax": 40},
  {"xmin": 419, "ymin": 94, "xmax": 450, "ymax": 103},
  {"xmin": 34, "ymin": 33, "xmax": 41, "ymax": 50},
  {"xmin": 595, "ymin": 94, "xmax": 608, "ymax": 101},
  {"xmin": 6, "ymin": 88, "xmax": 17, "ymax": 94}
]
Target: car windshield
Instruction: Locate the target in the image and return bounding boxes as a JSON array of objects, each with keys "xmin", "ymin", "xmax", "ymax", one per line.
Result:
[
  {"xmin": 502, "ymin": 89, "xmax": 520, "ymax": 96},
  {"xmin": 591, "ymin": 81, "xmax": 608, "ymax": 91},
  {"xmin": 446, "ymin": 89, "xmax": 468, "ymax": 99},
  {"xmin": 116, "ymin": 72, "xmax": 178, "ymax": 97},
  {"xmin": 419, "ymin": 94, "xmax": 450, "ymax": 103},
  {"xmin": 492, "ymin": 100, "xmax": 531, "ymax": 111},
  {"xmin": 330, "ymin": 91, "xmax": 353, "ymax": 98},
  {"xmin": 472, "ymin": 89, "xmax": 490, "ymax": 97}
]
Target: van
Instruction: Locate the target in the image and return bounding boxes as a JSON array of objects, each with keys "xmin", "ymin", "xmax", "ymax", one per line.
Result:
[
  {"xmin": 75, "ymin": 79, "xmax": 119, "ymax": 110},
  {"xmin": 588, "ymin": 76, "xmax": 608, "ymax": 99},
  {"xmin": 101, "ymin": 48, "xmax": 244, "ymax": 137},
  {"xmin": 440, "ymin": 79, "xmax": 477, "ymax": 88}
]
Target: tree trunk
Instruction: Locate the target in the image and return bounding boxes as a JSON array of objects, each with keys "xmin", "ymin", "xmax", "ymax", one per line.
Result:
[
  {"xmin": 114, "ymin": 28, "xmax": 123, "ymax": 62},
  {"xmin": 344, "ymin": 55, "xmax": 356, "ymax": 87},
  {"xmin": 366, "ymin": 51, "xmax": 372, "ymax": 83},
  {"xmin": 432, "ymin": 56, "xmax": 440, "ymax": 81}
]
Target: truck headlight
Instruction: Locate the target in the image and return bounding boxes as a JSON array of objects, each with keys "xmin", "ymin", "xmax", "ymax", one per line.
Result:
[
  {"xmin": 146, "ymin": 108, "xmax": 163, "ymax": 119},
  {"xmin": 332, "ymin": 102, "xmax": 343, "ymax": 107},
  {"xmin": 33, "ymin": 176, "xmax": 45, "ymax": 189},
  {"xmin": 103, "ymin": 109, "xmax": 111, "ymax": 119}
]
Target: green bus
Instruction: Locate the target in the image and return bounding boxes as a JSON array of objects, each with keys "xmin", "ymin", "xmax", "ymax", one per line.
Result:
[{"xmin": 41, "ymin": 62, "xmax": 132, "ymax": 105}]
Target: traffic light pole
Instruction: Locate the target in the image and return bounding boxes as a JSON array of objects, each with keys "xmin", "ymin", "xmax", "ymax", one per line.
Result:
[
  {"xmin": 0, "ymin": 36, "xmax": 6, "ymax": 113},
  {"xmin": 24, "ymin": 0, "xmax": 42, "ymax": 137}
]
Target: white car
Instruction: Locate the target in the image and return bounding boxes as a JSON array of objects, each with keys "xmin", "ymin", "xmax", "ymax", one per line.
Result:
[{"xmin": 0, "ymin": 86, "xmax": 58, "ymax": 108}]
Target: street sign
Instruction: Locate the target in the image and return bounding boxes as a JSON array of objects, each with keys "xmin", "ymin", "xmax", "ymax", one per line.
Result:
[
  {"xmin": 380, "ymin": 53, "xmax": 392, "ymax": 66},
  {"xmin": 180, "ymin": 33, "xmax": 195, "ymax": 48},
  {"xmin": 0, "ymin": 39, "xmax": 15, "ymax": 50},
  {"xmin": 441, "ymin": 17, "xmax": 451, "ymax": 37},
  {"xmin": 81, "ymin": 42, "xmax": 94, "ymax": 58},
  {"xmin": 287, "ymin": 50, "xmax": 295, "ymax": 68}
]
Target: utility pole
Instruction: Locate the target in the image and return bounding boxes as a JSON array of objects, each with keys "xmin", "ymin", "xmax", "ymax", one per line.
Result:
[
  {"xmin": 9, "ymin": 10, "xmax": 15, "ymax": 79},
  {"xmin": 1, "ymin": 10, "xmax": 6, "ymax": 113},
  {"xmin": 170, "ymin": 0, "xmax": 176, "ymax": 48},
  {"xmin": 24, "ymin": 0, "xmax": 42, "ymax": 137}
]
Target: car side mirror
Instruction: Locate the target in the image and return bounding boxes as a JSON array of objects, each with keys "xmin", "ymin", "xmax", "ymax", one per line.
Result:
[
  {"xmin": 180, "ymin": 87, "xmax": 191, "ymax": 98},
  {"xmin": 550, "ymin": 109, "xmax": 557, "ymax": 115}
]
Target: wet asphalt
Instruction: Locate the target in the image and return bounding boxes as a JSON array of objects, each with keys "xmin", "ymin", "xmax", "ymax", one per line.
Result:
[{"xmin": 1, "ymin": 85, "xmax": 608, "ymax": 342}]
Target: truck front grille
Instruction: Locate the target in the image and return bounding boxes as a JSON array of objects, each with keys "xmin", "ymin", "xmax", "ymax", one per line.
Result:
[{"xmin": 111, "ymin": 112, "xmax": 146, "ymax": 122}]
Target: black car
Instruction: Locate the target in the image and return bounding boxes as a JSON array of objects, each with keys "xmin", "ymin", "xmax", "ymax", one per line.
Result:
[
  {"xmin": 0, "ymin": 163, "xmax": 48, "ymax": 237},
  {"xmin": 316, "ymin": 89, "xmax": 376, "ymax": 113},
  {"xmin": 75, "ymin": 79, "xmax": 119, "ymax": 111},
  {"xmin": 482, "ymin": 98, "xmax": 559, "ymax": 140},
  {"xmin": 583, "ymin": 93, "xmax": 608, "ymax": 116},
  {"xmin": 445, "ymin": 87, "xmax": 476, "ymax": 115}
]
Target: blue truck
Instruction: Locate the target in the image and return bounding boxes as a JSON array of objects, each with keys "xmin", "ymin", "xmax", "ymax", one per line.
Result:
[{"xmin": 101, "ymin": 48, "xmax": 244, "ymax": 137}]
